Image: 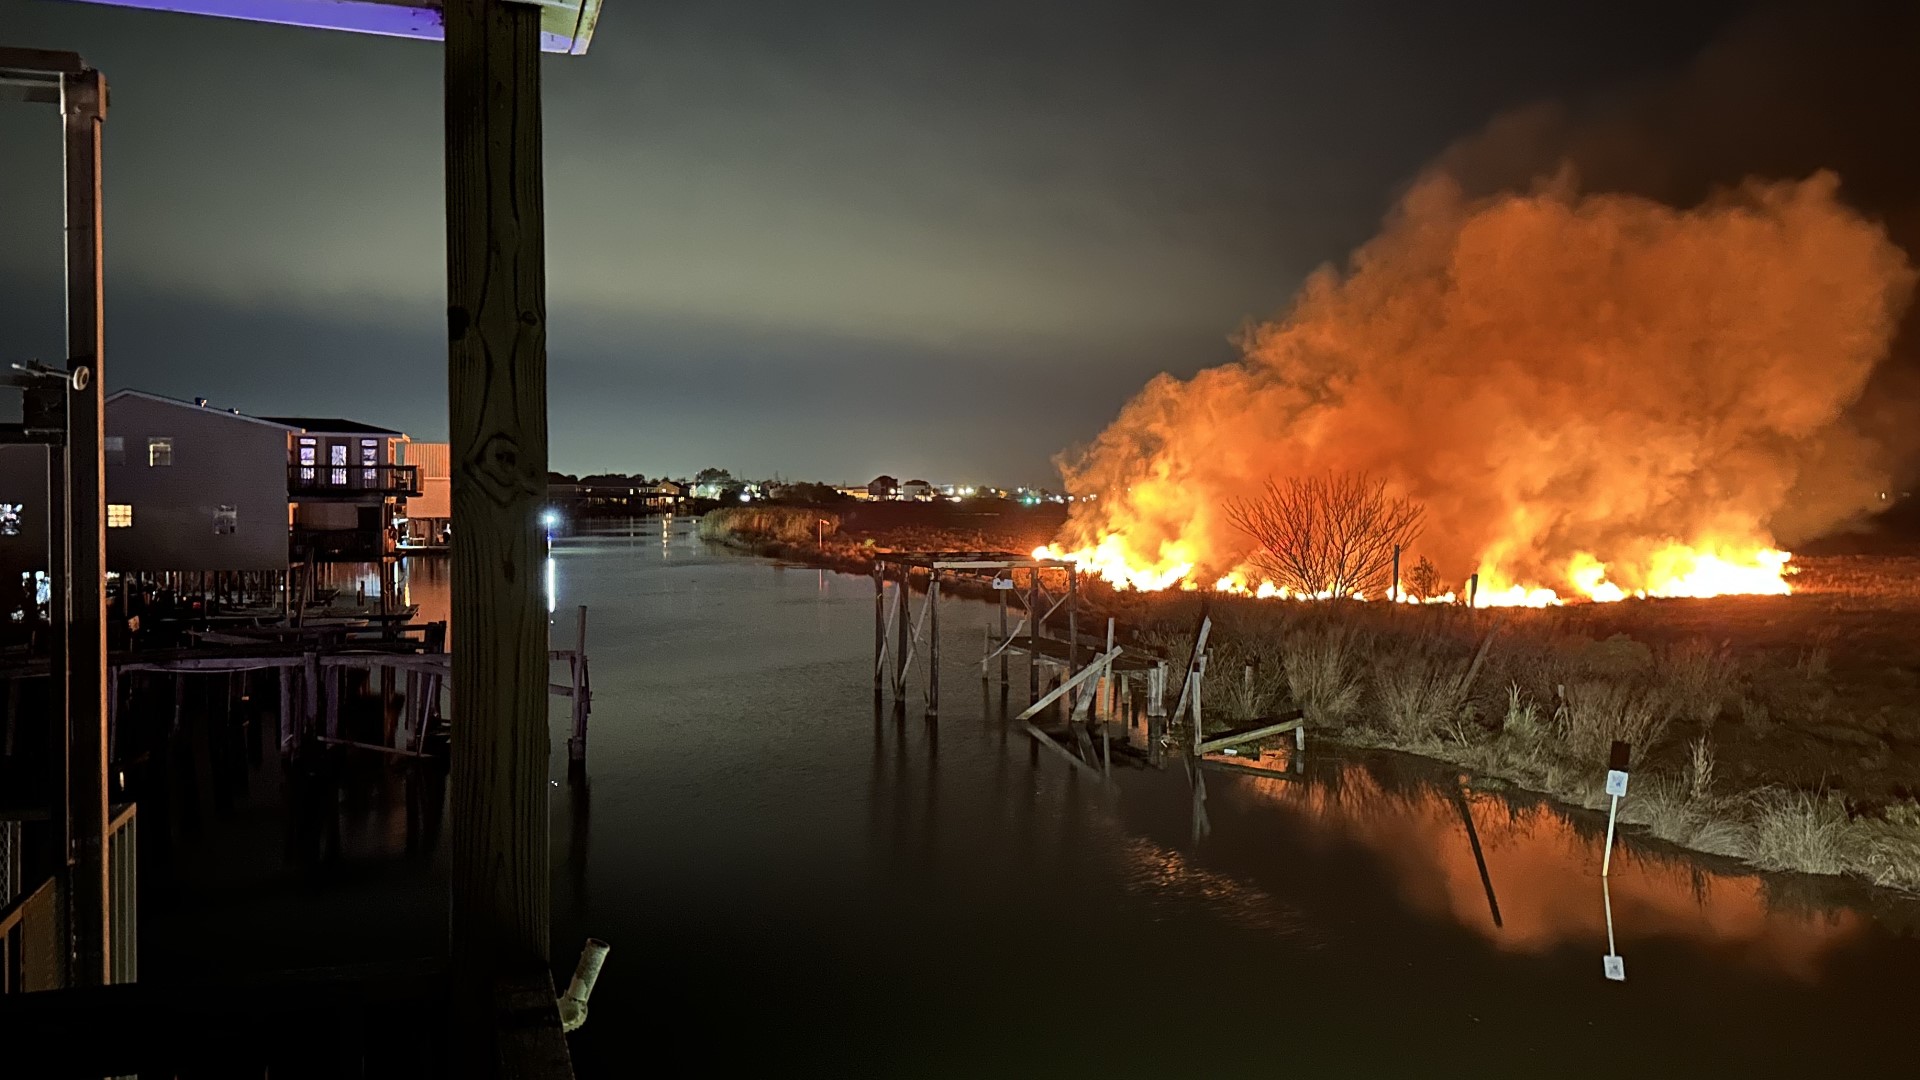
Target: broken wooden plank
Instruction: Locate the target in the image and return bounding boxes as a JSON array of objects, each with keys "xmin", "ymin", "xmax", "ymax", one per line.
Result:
[{"xmin": 1194, "ymin": 711, "xmax": 1306, "ymax": 755}]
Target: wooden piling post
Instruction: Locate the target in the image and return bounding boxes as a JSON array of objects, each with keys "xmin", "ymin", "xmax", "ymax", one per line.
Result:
[
  {"xmin": 927, "ymin": 571, "xmax": 940, "ymax": 718},
  {"xmin": 1027, "ymin": 568, "xmax": 1041, "ymax": 703},
  {"xmin": 895, "ymin": 563, "xmax": 911, "ymax": 699},
  {"xmin": 872, "ymin": 564, "xmax": 885, "ymax": 693},
  {"xmin": 277, "ymin": 667, "xmax": 292, "ymax": 754},
  {"xmin": 997, "ymin": 581, "xmax": 1009, "ymax": 685},
  {"xmin": 1066, "ymin": 566, "xmax": 1078, "ymax": 709},
  {"xmin": 1469, "ymin": 572, "xmax": 1479, "ymax": 609},
  {"xmin": 1391, "ymin": 544, "xmax": 1401, "ymax": 603},
  {"xmin": 445, "ymin": 0, "xmax": 554, "ymax": 1023},
  {"xmin": 568, "ymin": 604, "xmax": 589, "ymax": 763},
  {"xmin": 303, "ymin": 652, "xmax": 320, "ymax": 743}
]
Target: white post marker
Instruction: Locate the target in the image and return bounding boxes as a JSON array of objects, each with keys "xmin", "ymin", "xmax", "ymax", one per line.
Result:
[
  {"xmin": 1601, "ymin": 739, "xmax": 1631, "ymax": 877},
  {"xmin": 1602, "ymin": 878, "xmax": 1625, "ymax": 981}
]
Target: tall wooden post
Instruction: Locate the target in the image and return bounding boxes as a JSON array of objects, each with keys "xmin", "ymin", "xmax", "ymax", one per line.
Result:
[
  {"xmin": 872, "ymin": 564, "xmax": 884, "ymax": 694},
  {"xmin": 926, "ymin": 570, "xmax": 939, "ymax": 718},
  {"xmin": 997, "ymin": 582, "xmax": 1008, "ymax": 685},
  {"xmin": 445, "ymin": 0, "xmax": 552, "ymax": 1029},
  {"xmin": 1066, "ymin": 567, "xmax": 1078, "ymax": 711},
  {"xmin": 894, "ymin": 563, "xmax": 910, "ymax": 699},
  {"xmin": 63, "ymin": 64, "xmax": 111, "ymax": 988},
  {"xmin": 1027, "ymin": 568, "xmax": 1040, "ymax": 702}
]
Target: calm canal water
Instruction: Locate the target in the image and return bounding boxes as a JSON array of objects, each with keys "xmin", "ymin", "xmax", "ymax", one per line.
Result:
[{"xmin": 533, "ymin": 518, "xmax": 1919, "ymax": 1077}]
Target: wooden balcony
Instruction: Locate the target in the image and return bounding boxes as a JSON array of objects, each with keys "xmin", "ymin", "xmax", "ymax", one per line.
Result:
[{"xmin": 289, "ymin": 463, "xmax": 421, "ymax": 499}]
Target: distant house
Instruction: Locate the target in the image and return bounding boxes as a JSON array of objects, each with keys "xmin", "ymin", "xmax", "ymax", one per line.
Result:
[
  {"xmin": 900, "ymin": 479, "xmax": 935, "ymax": 501},
  {"xmin": 402, "ymin": 442, "xmax": 451, "ymax": 545},
  {"xmin": 867, "ymin": 475, "xmax": 899, "ymax": 500},
  {"xmin": 262, "ymin": 415, "xmax": 417, "ymax": 562},
  {"xmin": 836, "ymin": 485, "xmax": 873, "ymax": 502},
  {"xmin": 0, "ymin": 391, "xmax": 417, "ymax": 577}
]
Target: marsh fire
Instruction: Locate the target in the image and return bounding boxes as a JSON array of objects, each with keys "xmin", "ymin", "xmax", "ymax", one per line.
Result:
[{"xmin": 1045, "ymin": 171, "xmax": 1916, "ymax": 605}]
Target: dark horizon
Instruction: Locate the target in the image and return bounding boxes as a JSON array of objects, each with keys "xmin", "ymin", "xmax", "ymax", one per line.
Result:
[{"xmin": 2, "ymin": 1, "xmax": 1913, "ymax": 487}]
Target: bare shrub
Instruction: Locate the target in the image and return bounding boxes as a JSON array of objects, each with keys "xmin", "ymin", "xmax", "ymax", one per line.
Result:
[
  {"xmin": 1405, "ymin": 556, "xmax": 1442, "ymax": 600},
  {"xmin": 1687, "ymin": 736, "xmax": 1717, "ymax": 802},
  {"xmin": 1660, "ymin": 638, "xmax": 1736, "ymax": 728},
  {"xmin": 1371, "ymin": 639, "xmax": 1469, "ymax": 741},
  {"xmin": 1746, "ymin": 788, "xmax": 1851, "ymax": 876},
  {"xmin": 1556, "ymin": 680, "xmax": 1669, "ymax": 765},
  {"xmin": 1280, "ymin": 621, "xmax": 1365, "ymax": 726},
  {"xmin": 1793, "ymin": 625, "xmax": 1838, "ymax": 680},
  {"xmin": 1225, "ymin": 472, "xmax": 1424, "ymax": 598},
  {"xmin": 1207, "ymin": 641, "xmax": 1282, "ymax": 721},
  {"xmin": 1503, "ymin": 682, "xmax": 1543, "ymax": 739}
]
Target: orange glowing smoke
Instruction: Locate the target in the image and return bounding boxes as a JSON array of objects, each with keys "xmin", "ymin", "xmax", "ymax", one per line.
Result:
[{"xmin": 1047, "ymin": 172, "xmax": 1914, "ymax": 605}]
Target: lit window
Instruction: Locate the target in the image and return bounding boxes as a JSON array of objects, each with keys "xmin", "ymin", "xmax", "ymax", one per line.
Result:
[
  {"xmin": 108, "ymin": 503, "xmax": 133, "ymax": 528},
  {"xmin": 331, "ymin": 468, "xmax": 348, "ymax": 486},
  {"xmin": 214, "ymin": 505, "xmax": 237, "ymax": 535},
  {"xmin": 330, "ymin": 444, "xmax": 348, "ymax": 467},
  {"xmin": 104, "ymin": 436, "xmax": 124, "ymax": 465},
  {"xmin": 147, "ymin": 438, "xmax": 172, "ymax": 466},
  {"xmin": 0, "ymin": 503, "xmax": 20, "ymax": 537},
  {"xmin": 298, "ymin": 439, "xmax": 317, "ymax": 484}
]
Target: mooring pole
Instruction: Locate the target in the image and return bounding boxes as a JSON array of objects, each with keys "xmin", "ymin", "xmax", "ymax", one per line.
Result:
[
  {"xmin": 63, "ymin": 62, "xmax": 112, "ymax": 988},
  {"xmin": 997, "ymin": 581, "xmax": 1009, "ymax": 685},
  {"xmin": 445, "ymin": 0, "xmax": 552, "ymax": 1053},
  {"xmin": 1027, "ymin": 567, "xmax": 1040, "ymax": 703},
  {"xmin": 895, "ymin": 562, "xmax": 911, "ymax": 699},
  {"xmin": 568, "ymin": 604, "xmax": 589, "ymax": 765},
  {"xmin": 1066, "ymin": 566, "xmax": 1078, "ymax": 711},
  {"xmin": 927, "ymin": 570, "xmax": 940, "ymax": 718},
  {"xmin": 872, "ymin": 563, "xmax": 884, "ymax": 694},
  {"xmin": 1391, "ymin": 544, "xmax": 1401, "ymax": 603}
]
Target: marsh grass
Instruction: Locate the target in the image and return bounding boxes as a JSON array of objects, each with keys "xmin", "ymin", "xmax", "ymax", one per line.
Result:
[
  {"xmin": 1279, "ymin": 619, "xmax": 1365, "ymax": 727},
  {"xmin": 1172, "ymin": 600, "xmax": 1920, "ymax": 893},
  {"xmin": 699, "ymin": 506, "xmax": 840, "ymax": 545}
]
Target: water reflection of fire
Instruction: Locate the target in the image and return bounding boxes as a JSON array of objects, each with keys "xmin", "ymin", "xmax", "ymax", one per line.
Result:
[{"xmin": 1224, "ymin": 757, "xmax": 1863, "ymax": 979}]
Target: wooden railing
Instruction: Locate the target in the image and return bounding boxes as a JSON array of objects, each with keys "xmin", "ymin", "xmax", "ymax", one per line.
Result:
[{"xmin": 0, "ymin": 877, "xmax": 59, "ymax": 993}]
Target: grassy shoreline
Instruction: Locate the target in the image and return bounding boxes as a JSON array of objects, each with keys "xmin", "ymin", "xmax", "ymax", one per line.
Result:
[{"xmin": 694, "ymin": 503, "xmax": 1920, "ymax": 896}]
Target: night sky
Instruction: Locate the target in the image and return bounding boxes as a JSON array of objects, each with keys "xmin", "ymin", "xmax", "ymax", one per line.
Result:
[{"xmin": 2, "ymin": 1, "xmax": 1907, "ymax": 486}]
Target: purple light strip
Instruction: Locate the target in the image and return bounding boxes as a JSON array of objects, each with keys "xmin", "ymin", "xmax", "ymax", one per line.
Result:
[{"xmin": 61, "ymin": 0, "xmax": 589, "ymax": 54}]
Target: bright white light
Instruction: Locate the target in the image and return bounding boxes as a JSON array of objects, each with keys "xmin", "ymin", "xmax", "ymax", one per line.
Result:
[
  {"xmin": 738, "ymin": 492, "xmax": 751, "ymax": 502},
  {"xmin": 545, "ymin": 556, "xmax": 556, "ymax": 614},
  {"xmin": 541, "ymin": 509, "xmax": 560, "ymax": 528}
]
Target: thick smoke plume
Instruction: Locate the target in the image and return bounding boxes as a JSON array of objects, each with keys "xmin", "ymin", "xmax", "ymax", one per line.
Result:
[{"xmin": 1058, "ymin": 171, "xmax": 1914, "ymax": 594}]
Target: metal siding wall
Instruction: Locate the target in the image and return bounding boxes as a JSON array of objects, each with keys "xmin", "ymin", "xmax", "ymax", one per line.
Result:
[{"xmin": 106, "ymin": 396, "xmax": 290, "ymax": 572}]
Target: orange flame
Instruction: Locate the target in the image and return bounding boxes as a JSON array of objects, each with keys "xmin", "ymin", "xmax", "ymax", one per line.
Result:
[{"xmin": 1044, "ymin": 172, "xmax": 1912, "ymax": 605}]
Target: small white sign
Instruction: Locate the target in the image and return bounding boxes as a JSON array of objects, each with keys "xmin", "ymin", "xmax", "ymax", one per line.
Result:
[
  {"xmin": 992, "ymin": 579, "xmax": 1016, "ymax": 590},
  {"xmin": 1605, "ymin": 769, "xmax": 1630, "ymax": 798},
  {"xmin": 1603, "ymin": 954, "xmax": 1626, "ymax": 981}
]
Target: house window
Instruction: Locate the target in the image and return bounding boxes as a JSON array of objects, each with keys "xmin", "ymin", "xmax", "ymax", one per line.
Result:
[
  {"xmin": 108, "ymin": 503, "xmax": 133, "ymax": 528},
  {"xmin": 104, "ymin": 436, "xmax": 124, "ymax": 465},
  {"xmin": 298, "ymin": 438, "xmax": 317, "ymax": 483},
  {"xmin": 361, "ymin": 439, "xmax": 379, "ymax": 485},
  {"xmin": 330, "ymin": 444, "xmax": 348, "ymax": 467},
  {"xmin": 147, "ymin": 438, "xmax": 173, "ymax": 466},
  {"xmin": 214, "ymin": 505, "xmax": 237, "ymax": 535},
  {"xmin": 331, "ymin": 468, "xmax": 348, "ymax": 486},
  {"xmin": 0, "ymin": 503, "xmax": 20, "ymax": 537}
]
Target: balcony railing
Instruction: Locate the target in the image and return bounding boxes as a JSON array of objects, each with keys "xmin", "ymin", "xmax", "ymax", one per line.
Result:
[{"xmin": 289, "ymin": 462, "xmax": 421, "ymax": 498}]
